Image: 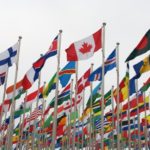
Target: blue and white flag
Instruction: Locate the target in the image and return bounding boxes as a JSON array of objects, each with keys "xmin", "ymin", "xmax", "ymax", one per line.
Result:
[
  {"xmin": 0, "ymin": 43, "xmax": 18, "ymax": 74},
  {"xmin": 88, "ymin": 49, "xmax": 116, "ymax": 81}
]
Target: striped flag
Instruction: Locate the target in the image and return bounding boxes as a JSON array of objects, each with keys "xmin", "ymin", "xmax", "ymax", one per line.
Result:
[
  {"xmin": 88, "ymin": 49, "xmax": 116, "ymax": 81},
  {"xmin": 22, "ymin": 35, "xmax": 59, "ymax": 90}
]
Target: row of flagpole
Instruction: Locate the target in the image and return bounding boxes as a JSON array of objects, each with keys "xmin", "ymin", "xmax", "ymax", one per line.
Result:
[{"xmin": 0, "ymin": 23, "xmax": 149, "ymax": 150}]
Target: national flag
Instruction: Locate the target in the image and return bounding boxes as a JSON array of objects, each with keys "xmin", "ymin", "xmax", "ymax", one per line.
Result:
[
  {"xmin": 140, "ymin": 77, "xmax": 150, "ymax": 92},
  {"xmin": 86, "ymin": 82, "xmax": 101, "ymax": 107},
  {"xmin": 6, "ymin": 80, "xmax": 24, "ymax": 100},
  {"xmin": 77, "ymin": 68, "xmax": 91, "ymax": 94},
  {"xmin": 24, "ymin": 105, "xmax": 43, "ymax": 127},
  {"xmin": 133, "ymin": 54, "xmax": 150, "ymax": 79},
  {"xmin": 42, "ymin": 74, "xmax": 56, "ymax": 98},
  {"xmin": 49, "ymin": 89, "xmax": 71, "ymax": 107},
  {"xmin": 25, "ymin": 86, "xmax": 44, "ymax": 108},
  {"xmin": 22, "ymin": 35, "xmax": 58, "ymax": 90},
  {"xmin": 59, "ymin": 61, "xmax": 75, "ymax": 87},
  {"xmin": 126, "ymin": 29, "xmax": 150, "ymax": 62},
  {"xmin": 0, "ymin": 72, "xmax": 6, "ymax": 86},
  {"xmin": 0, "ymin": 43, "xmax": 19, "ymax": 74},
  {"xmin": 65, "ymin": 28, "xmax": 102, "ymax": 61},
  {"xmin": 114, "ymin": 64, "xmax": 136, "ymax": 103},
  {"xmin": 88, "ymin": 49, "xmax": 116, "ymax": 81}
]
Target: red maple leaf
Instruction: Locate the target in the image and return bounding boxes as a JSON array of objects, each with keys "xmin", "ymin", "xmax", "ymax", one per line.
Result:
[{"xmin": 79, "ymin": 42, "xmax": 92, "ymax": 54}]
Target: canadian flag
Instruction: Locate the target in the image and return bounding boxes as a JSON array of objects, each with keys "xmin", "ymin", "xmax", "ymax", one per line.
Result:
[{"xmin": 65, "ymin": 28, "xmax": 102, "ymax": 61}]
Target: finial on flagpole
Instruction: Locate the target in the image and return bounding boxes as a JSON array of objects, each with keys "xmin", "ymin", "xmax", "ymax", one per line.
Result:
[
  {"xmin": 59, "ymin": 30, "xmax": 63, "ymax": 33},
  {"xmin": 116, "ymin": 42, "xmax": 120, "ymax": 46},
  {"xmin": 19, "ymin": 36, "xmax": 22, "ymax": 40},
  {"xmin": 102, "ymin": 22, "xmax": 106, "ymax": 26}
]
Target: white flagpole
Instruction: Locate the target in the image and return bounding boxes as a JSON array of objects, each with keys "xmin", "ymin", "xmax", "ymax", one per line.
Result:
[
  {"xmin": 19, "ymin": 92, "xmax": 28, "ymax": 150},
  {"xmin": 7, "ymin": 36, "xmax": 22, "ymax": 149},
  {"xmin": 116, "ymin": 42, "xmax": 121, "ymax": 150},
  {"xmin": 81, "ymin": 89, "xmax": 85, "ymax": 150},
  {"xmin": 0, "ymin": 69, "xmax": 8, "ymax": 127},
  {"xmin": 111, "ymin": 86, "xmax": 115, "ymax": 150},
  {"xmin": 89, "ymin": 63, "xmax": 94, "ymax": 150},
  {"xmin": 51, "ymin": 30, "xmax": 62, "ymax": 150},
  {"xmin": 101, "ymin": 22, "xmax": 106, "ymax": 150},
  {"xmin": 68, "ymin": 79, "xmax": 74, "ymax": 150},
  {"xmin": 126, "ymin": 62, "xmax": 131, "ymax": 150},
  {"xmin": 72, "ymin": 61, "xmax": 78, "ymax": 150},
  {"xmin": 32, "ymin": 70, "xmax": 42, "ymax": 150},
  {"xmin": 135, "ymin": 79, "xmax": 142, "ymax": 149},
  {"xmin": 0, "ymin": 69, "xmax": 8, "ymax": 149},
  {"xmin": 143, "ymin": 91, "xmax": 148, "ymax": 150}
]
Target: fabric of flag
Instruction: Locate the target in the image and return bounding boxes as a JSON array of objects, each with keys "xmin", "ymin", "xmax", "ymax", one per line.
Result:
[
  {"xmin": 133, "ymin": 55, "xmax": 150, "ymax": 79},
  {"xmin": 24, "ymin": 105, "xmax": 43, "ymax": 127},
  {"xmin": 140, "ymin": 77, "xmax": 150, "ymax": 92},
  {"xmin": 25, "ymin": 86, "xmax": 44, "ymax": 108},
  {"xmin": 114, "ymin": 64, "xmax": 136, "ymax": 103},
  {"xmin": 6, "ymin": 80, "xmax": 24, "ymax": 100},
  {"xmin": 77, "ymin": 68, "xmax": 91, "ymax": 94},
  {"xmin": 0, "ymin": 43, "xmax": 19, "ymax": 74},
  {"xmin": 42, "ymin": 74, "xmax": 56, "ymax": 98},
  {"xmin": 22, "ymin": 35, "xmax": 58, "ymax": 90},
  {"xmin": 86, "ymin": 82, "xmax": 101, "ymax": 107},
  {"xmin": 126, "ymin": 29, "xmax": 150, "ymax": 62},
  {"xmin": 65, "ymin": 28, "xmax": 102, "ymax": 61},
  {"xmin": 0, "ymin": 72, "xmax": 6, "ymax": 86},
  {"xmin": 88, "ymin": 49, "xmax": 116, "ymax": 81},
  {"xmin": 59, "ymin": 61, "xmax": 75, "ymax": 87}
]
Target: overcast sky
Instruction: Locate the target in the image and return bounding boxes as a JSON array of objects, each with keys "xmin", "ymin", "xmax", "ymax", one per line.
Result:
[{"xmin": 0, "ymin": 0, "xmax": 150, "ymax": 110}]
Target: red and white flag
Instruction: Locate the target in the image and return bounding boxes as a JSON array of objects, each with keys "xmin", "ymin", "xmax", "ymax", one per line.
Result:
[
  {"xmin": 77, "ymin": 68, "xmax": 91, "ymax": 94},
  {"xmin": 65, "ymin": 28, "xmax": 102, "ymax": 61}
]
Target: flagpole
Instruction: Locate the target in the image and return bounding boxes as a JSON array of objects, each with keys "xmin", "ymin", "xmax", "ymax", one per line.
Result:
[
  {"xmin": 101, "ymin": 22, "xmax": 106, "ymax": 150},
  {"xmin": 126, "ymin": 62, "xmax": 131, "ymax": 150},
  {"xmin": 41, "ymin": 82, "xmax": 46, "ymax": 149},
  {"xmin": 89, "ymin": 63, "xmax": 94, "ymax": 150},
  {"xmin": 0, "ymin": 69, "xmax": 8, "ymax": 149},
  {"xmin": 81, "ymin": 89, "xmax": 85, "ymax": 150},
  {"xmin": 135, "ymin": 79, "xmax": 141, "ymax": 149},
  {"xmin": 7, "ymin": 36, "xmax": 22, "ymax": 149},
  {"xmin": 68, "ymin": 79, "xmax": 74, "ymax": 150},
  {"xmin": 116, "ymin": 42, "xmax": 121, "ymax": 150},
  {"xmin": 72, "ymin": 61, "xmax": 78, "ymax": 150},
  {"xmin": 143, "ymin": 91, "xmax": 148, "ymax": 150},
  {"xmin": 32, "ymin": 70, "xmax": 41, "ymax": 150},
  {"xmin": 19, "ymin": 92, "xmax": 28, "ymax": 150},
  {"xmin": 111, "ymin": 86, "xmax": 115, "ymax": 150},
  {"xmin": 0, "ymin": 69, "xmax": 8, "ymax": 127},
  {"xmin": 51, "ymin": 30, "xmax": 62, "ymax": 150}
]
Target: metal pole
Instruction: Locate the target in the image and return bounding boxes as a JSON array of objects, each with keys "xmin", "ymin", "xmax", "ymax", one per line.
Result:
[
  {"xmin": 116, "ymin": 42, "xmax": 120, "ymax": 150},
  {"xmin": 143, "ymin": 92, "xmax": 148, "ymax": 150},
  {"xmin": 101, "ymin": 22, "xmax": 106, "ymax": 150},
  {"xmin": 135, "ymin": 79, "xmax": 142, "ymax": 149},
  {"xmin": 7, "ymin": 36, "xmax": 22, "ymax": 149},
  {"xmin": 89, "ymin": 63, "xmax": 94, "ymax": 150},
  {"xmin": 51, "ymin": 30, "xmax": 62, "ymax": 150},
  {"xmin": 72, "ymin": 61, "xmax": 78, "ymax": 150},
  {"xmin": 126, "ymin": 62, "xmax": 131, "ymax": 150},
  {"xmin": 111, "ymin": 86, "xmax": 115, "ymax": 150}
]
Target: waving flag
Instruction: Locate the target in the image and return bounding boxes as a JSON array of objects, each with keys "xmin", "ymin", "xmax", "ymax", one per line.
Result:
[
  {"xmin": 22, "ymin": 35, "xmax": 58, "ymax": 90},
  {"xmin": 126, "ymin": 29, "xmax": 150, "ymax": 62},
  {"xmin": 59, "ymin": 61, "xmax": 75, "ymax": 87},
  {"xmin": 65, "ymin": 28, "xmax": 102, "ymax": 61},
  {"xmin": 89, "ymin": 49, "xmax": 116, "ymax": 81},
  {"xmin": 0, "ymin": 72, "xmax": 6, "ymax": 86},
  {"xmin": 140, "ymin": 77, "xmax": 150, "ymax": 92},
  {"xmin": 6, "ymin": 80, "xmax": 24, "ymax": 100},
  {"xmin": 77, "ymin": 68, "xmax": 91, "ymax": 94},
  {"xmin": 0, "ymin": 43, "xmax": 19, "ymax": 74},
  {"xmin": 133, "ymin": 54, "xmax": 150, "ymax": 79}
]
